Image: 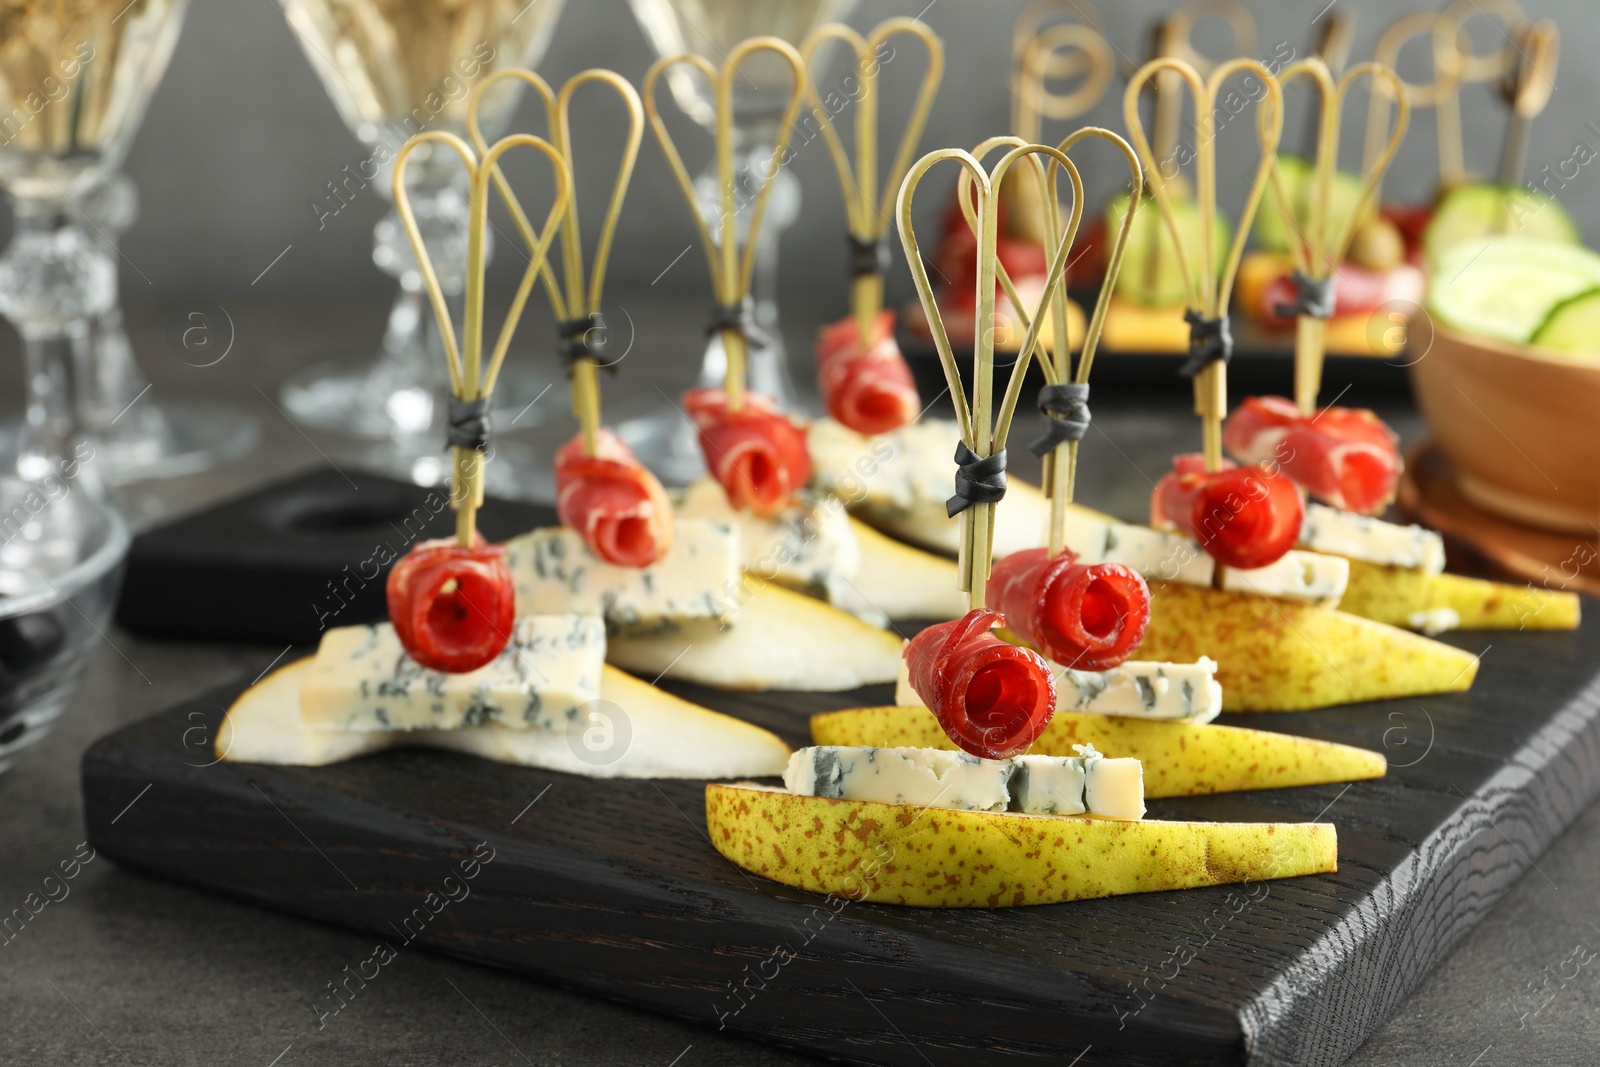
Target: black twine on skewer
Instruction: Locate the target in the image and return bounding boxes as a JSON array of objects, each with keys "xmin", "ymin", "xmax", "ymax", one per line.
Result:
[
  {"xmin": 706, "ymin": 296, "xmax": 771, "ymax": 348},
  {"xmin": 446, "ymin": 396, "xmax": 492, "ymax": 452},
  {"xmin": 1030, "ymin": 382, "xmax": 1091, "ymax": 456},
  {"xmin": 558, "ymin": 313, "xmax": 613, "ymax": 373},
  {"xmin": 848, "ymin": 233, "xmax": 892, "ymax": 278},
  {"xmin": 1179, "ymin": 310, "xmax": 1233, "ymax": 378},
  {"xmin": 1273, "ymin": 270, "xmax": 1337, "ymax": 320},
  {"xmin": 947, "ymin": 442, "xmax": 1008, "ymax": 518}
]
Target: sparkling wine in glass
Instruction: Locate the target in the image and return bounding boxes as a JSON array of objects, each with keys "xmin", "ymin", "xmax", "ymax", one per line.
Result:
[{"xmin": 278, "ymin": 0, "xmax": 566, "ymax": 458}]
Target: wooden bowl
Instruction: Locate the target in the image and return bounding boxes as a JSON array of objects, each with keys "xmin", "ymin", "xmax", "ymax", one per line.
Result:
[{"xmin": 1408, "ymin": 325, "xmax": 1600, "ymax": 534}]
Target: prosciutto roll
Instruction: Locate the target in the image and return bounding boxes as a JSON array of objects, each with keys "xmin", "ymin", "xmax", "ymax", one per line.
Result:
[
  {"xmin": 1223, "ymin": 395, "xmax": 1401, "ymax": 515},
  {"xmin": 815, "ymin": 310, "xmax": 920, "ymax": 435},
  {"xmin": 555, "ymin": 428, "xmax": 675, "ymax": 568},
  {"xmin": 903, "ymin": 609, "xmax": 1057, "ymax": 760},
  {"xmin": 1151, "ymin": 453, "xmax": 1305, "ymax": 570},
  {"xmin": 989, "ymin": 548, "xmax": 1150, "ymax": 671},
  {"xmin": 683, "ymin": 388, "xmax": 812, "ymax": 517}
]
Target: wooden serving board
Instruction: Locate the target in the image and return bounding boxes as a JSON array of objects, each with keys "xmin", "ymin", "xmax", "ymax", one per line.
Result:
[{"xmin": 83, "ymin": 609, "xmax": 1600, "ymax": 1067}]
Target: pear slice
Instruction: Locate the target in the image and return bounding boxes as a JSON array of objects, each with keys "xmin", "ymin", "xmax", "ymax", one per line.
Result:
[
  {"xmin": 847, "ymin": 517, "xmax": 967, "ymax": 621},
  {"xmin": 219, "ymin": 661, "xmax": 790, "ymax": 779},
  {"xmin": 605, "ymin": 573, "xmax": 902, "ymax": 691},
  {"xmin": 1339, "ymin": 558, "xmax": 1580, "ymax": 632},
  {"xmin": 1138, "ymin": 584, "xmax": 1480, "ymax": 711},
  {"xmin": 706, "ymin": 782, "xmax": 1337, "ymax": 907},
  {"xmin": 810, "ymin": 705, "xmax": 1386, "ymax": 797}
]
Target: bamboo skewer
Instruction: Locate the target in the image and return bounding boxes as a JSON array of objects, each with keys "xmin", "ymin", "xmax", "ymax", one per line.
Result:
[
  {"xmin": 1266, "ymin": 60, "xmax": 1408, "ymax": 416},
  {"xmin": 897, "ymin": 143, "xmax": 1081, "ymax": 607},
  {"xmin": 1364, "ymin": 14, "xmax": 1465, "ymax": 198},
  {"xmin": 1012, "ymin": 22, "xmax": 1114, "ymax": 144},
  {"xmin": 1123, "ymin": 58, "xmax": 1283, "ymax": 473},
  {"xmin": 393, "ymin": 131, "xmax": 571, "ymax": 547},
  {"xmin": 643, "ymin": 39, "xmax": 807, "ymax": 413},
  {"xmin": 467, "ymin": 70, "xmax": 644, "ymax": 459},
  {"xmin": 801, "ymin": 18, "xmax": 943, "ymax": 346},
  {"xmin": 1497, "ymin": 20, "xmax": 1558, "ymax": 188}
]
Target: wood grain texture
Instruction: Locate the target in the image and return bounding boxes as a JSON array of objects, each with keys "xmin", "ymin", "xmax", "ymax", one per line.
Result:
[{"xmin": 81, "ymin": 607, "xmax": 1600, "ymax": 1066}]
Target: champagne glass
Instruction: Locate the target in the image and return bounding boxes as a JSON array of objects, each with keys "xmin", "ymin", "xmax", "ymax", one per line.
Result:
[
  {"xmin": 278, "ymin": 0, "xmax": 567, "ymax": 455},
  {"xmin": 0, "ymin": 0, "xmax": 191, "ymax": 492},
  {"xmin": 618, "ymin": 0, "xmax": 854, "ymax": 483},
  {"xmin": 75, "ymin": 172, "xmax": 259, "ymax": 482}
]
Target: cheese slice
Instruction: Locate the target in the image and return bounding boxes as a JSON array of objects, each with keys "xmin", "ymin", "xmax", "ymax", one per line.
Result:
[
  {"xmin": 895, "ymin": 651, "xmax": 1222, "ymax": 724},
  {"xmin": 784, "ymin": 744, "xmax": 1144, "ymax": 820},
  {"xmin": 605, "ymin": 573, "xmax": 902, "ymax": 691},
  {"xmin": 505, "ymin": 520, "xmax": 740, "ymax": 634},
  {"xmin": 1219, "ymin": 550, "xmax": 1349, "ymax": 607},
  {"xmin": 300, "ymin": 617, "xmax": 605, "ymax": 732},
  {"xmin": 220, "ymin": 660, "xmax": 791, "ymax": 779},
  {"xmin": 1298, "ymin": 503, "xmax": 1445, "ymax": 573},
  {"xmin": 675, "ymin": 477, "xmax": 881, "ymax": 624},
  {"xmin": 807, "ymin": 417, "xmax": 1063, "ymax": 558}
]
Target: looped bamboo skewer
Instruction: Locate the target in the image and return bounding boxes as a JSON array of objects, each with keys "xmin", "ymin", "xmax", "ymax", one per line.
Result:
[
  {"xmin": 1123, "ymin": 57, "xmax": 1284, "ymax": 473},
  {"xmin": 1497, "ymin": 19, "xmax": 1558, "ymax": 187},
  {"xmin": 1443, "ymin": 0, "xmax": 1527, "ymax": 83},
  {"xmin": 393, "ymin": 131, "xmax": 571, "ymax": 546},
  {"xmin": 897, "ymin": 142, "xmax": 1082, "ymax": 607},
  {"xmin": 467, "ymin": 69, "xmax": 644, "ymax": 458},
  {"xmin": 801, "ymin": 18, "xmax": 943, "ymax": 345},
  {"xmin": 643, "ymin": 38, "xmax": 807, "ymax": 413},
  {"xmin": 1363, "ymin": 14, "xmax": 1466, "ymax": 196},
  {"xmin": 1264, "ymin": 59, "xmax": 1408, "ymax": 416},
  {"xmin": 1012, "ymin": 22, "xmax": 1114, "ymax": 143}
]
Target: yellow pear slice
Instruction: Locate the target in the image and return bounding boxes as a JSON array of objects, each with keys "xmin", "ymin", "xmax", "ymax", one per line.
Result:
[
  {"xmin": 847, "ymin": 517, "xmax": 967, "ymax": 620},
  {"xmin": 1339, "ymin": 559, "xmax": 1580, "ymax": 632},
  {"xmin": 605, "ymin": 573, "xmax": 902, "ymax": 691},
  {"xmin": 219, "ymin": 661, "xmax": 790, "ymax": 778},
  {"xmin": 705, "ymin": 782, "xmax": 1337, "ymax": 907},
  {"xmin": 809, "ymin": 706, "xmax": 1386, "ymax": 797},
  {"xmin": 1137, "ymin": 584, "xmax": 1480, "ymax": 711}
]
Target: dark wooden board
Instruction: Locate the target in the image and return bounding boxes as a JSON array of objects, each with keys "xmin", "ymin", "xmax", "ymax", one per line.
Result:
[
  {"xmin": 115, "ymin": 468, "xmax": 553, "ymax": 645},
  {"xmin": 83, "ymin": 606, "xmax": 1600, "ymax": 1066}
]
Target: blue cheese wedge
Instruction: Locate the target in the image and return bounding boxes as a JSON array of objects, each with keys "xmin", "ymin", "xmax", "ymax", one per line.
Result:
[
  {"xmin": 505, "ymin": 520, "xmax": 740, "ymax": 634},
  {"xmin": 1298, "ymin": 503, "xmax": 1446, "ymax": 573},
  {"xmin": 807, "ymin": 417, "xmax": 1059, "ymax": 558},
  {"xmin": 301, "ymin": 617, "xmax": 605, "ymax": 732},
  {"xmin": 1075, "ymin": 744, "xmax": 1146, "ymax": 821},
  {"xmin": 1056, "ymin": 513, "xmax": 1216, "ymax": 586},
  {"xmin": 786, "ymin": 745, "xmax": 1145, "ymax": 820},
  {"xmin": 1219, "ymin": 550, "xmax": 1349, "ymax": 606},
  {"xmin": 785, "ymin": 745, "xmax": 1011, "ymax": 812},
  {"xmin": 895, "ymin": 652, "xmax": 1222, "ymax": 724},
  {"xmin": 674, "ymin": 477, "xmax": 882, "ymax": 624}
]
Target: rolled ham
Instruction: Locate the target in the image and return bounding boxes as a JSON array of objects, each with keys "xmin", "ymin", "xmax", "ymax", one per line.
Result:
[
  {"xmin": 903, "ymin": 609, "xmax": 1057, "ymax": 760},
  {"xmin": 555, "ymin": 428, "xmax": 675, "ymax": 568},
  {"xmin": 683, "ymin": 388, "xmax": 812, "ymax": 517}
]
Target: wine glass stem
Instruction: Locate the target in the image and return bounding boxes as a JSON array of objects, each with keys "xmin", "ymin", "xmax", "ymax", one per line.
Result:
[{"xmin": 18, "ymin": 326, "xmax": 99, "ymax": 493}]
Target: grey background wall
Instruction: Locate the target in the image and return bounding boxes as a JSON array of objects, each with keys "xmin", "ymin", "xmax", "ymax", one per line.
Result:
[{"xmin": 111, "ymin": 0, "xmax": 1597, "ymax": 307}]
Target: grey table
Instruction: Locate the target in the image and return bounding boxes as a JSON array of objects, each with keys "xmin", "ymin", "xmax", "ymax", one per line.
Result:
[{"xmin": 2, "ymin": 293, "xmax": 1597, "ymax": 1067}]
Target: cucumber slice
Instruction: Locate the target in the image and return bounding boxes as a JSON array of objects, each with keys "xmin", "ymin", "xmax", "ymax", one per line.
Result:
[
  {"xmin": 1423, "ymin": 183, "xmax": 1581, "ymax": 266},
  {"xmin": 1108, "ymin": 193, "xmax": 1229, "ymax": 307},
  {"xmin": 1427, "ymin": 236, "xmax": 1600, "ymax": 343},
  {"xmin": 1530, "ymin": 287, "xmax": 1600, "ymax": 355},
  {"xmin": 1254, "ymin": 154, "xmax": 1374, "ymax": 254}
]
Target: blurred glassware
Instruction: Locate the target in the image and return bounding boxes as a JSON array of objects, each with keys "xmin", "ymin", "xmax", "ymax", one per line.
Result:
[
  {"xmin": 75, "ymin": 174, "xmax": 259, "ymax": 483},
  {"xmin": 617, "ymin": 0, "xmax": 854, "ymax": 483},
  {"xmin": 278, "ymin": 0, "xmax": 567, "ymax": 457},
  {"xmin": 0, "ymin": 475, "xmax": 129, "ymax": 773},
  {"xmin": 0, "ymin": 0, "xmax": 206, "ymax": 491}
]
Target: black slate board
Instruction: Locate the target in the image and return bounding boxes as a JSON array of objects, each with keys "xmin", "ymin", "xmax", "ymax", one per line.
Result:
[
  {"xmin": 83, "ymin": 610, "xmax": 1600, "ymax": 1066},
  {"xmin": 115, "ymin": 468, "xmax": 553, "ymax": 645}
]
